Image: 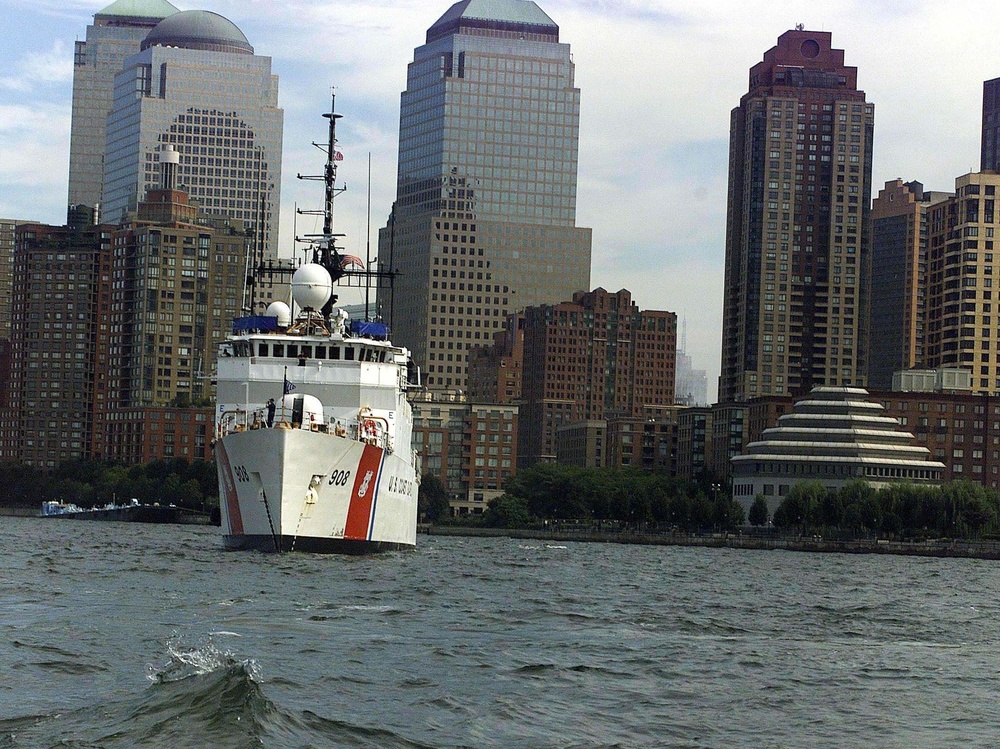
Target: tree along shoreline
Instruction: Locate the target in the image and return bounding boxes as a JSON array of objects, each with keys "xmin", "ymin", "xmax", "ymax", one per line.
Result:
[
  {"xmin": 421, "ymin": 524, "xmax": 1000, "ymax": 560},
  {"xmin": 425, "ymin": 464, "xmax": 1000, "ymax": 556},
  {"xmin": 0, "ymin": 459, "xmax": 219, "ymax": 516}
]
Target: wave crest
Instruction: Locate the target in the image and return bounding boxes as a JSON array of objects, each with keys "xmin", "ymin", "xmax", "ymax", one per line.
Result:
[{"xmin": 146, "ymin": 637, "xmax": 261, "ymax": 684}]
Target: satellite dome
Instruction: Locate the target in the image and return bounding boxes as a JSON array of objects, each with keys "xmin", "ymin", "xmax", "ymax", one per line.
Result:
[
  {"xmin": 142, "ymin": 10, "xmax": 254, "ymax": 55},
  {"xmin": 291, "ymin": 264, "xmax": 333, "ymax": 311},
  {"xmin": 265, "ymin": 301, "xmax": 291, "ymax": 327}
]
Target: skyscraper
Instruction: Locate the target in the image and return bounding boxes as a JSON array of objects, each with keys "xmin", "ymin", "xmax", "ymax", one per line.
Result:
[
  {"xmin": 68, "ymin": 0, "xmax": 179, "ymax": 216},
  {"xmin": 868, "ymin": 179, "xmax": 951, "ymax": 389},
  {"xmin": 720, "ymin": 29, "xmax": 874, "ymax": 403},
  {"xmin": 4, "ymin": 221, "xmax": 113, "ymax": 468},
  {"xmin": 925, "ymin": 172, "xmax": 1000, "ymax": 393},
  {"xmin": 982, "ymin": 77, "xmax": 1000, "ymax": 171},
  {"xmin": 378, "ymin": 0, "xmax": 592, "ymax": 390},
  {"xmin": 101, "ymin": 10, "xmax": 283, "ymax": 259}
]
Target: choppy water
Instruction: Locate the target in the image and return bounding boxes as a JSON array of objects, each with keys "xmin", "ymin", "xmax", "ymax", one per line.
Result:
[{"xmin": 2, "ymin": 517, "xmax": 1000, "ymax": 748}]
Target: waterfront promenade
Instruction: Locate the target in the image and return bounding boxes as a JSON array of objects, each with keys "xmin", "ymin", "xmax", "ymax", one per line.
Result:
[{"xmin": 423, "ymin": 524, "xmax": 1000, "ymax": 560}]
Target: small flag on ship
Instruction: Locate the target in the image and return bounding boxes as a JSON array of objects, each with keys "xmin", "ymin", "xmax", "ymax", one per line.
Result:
[{"xmin": 283, "ymin": 367, "xmax": 296, "ymax": 394}]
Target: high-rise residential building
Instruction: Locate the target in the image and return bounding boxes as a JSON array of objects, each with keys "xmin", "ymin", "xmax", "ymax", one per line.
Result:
[
  {"xmin": 409, "ymin": 390, "xmax": 518, "ymax": 515},
  {"xmin": 2, "ymin": 221, "xmax": 113, "ymax": 468},
  {"xmin": 0, "ymin": 218, "xmax": 39, "ymax": 341},
  {"xmin": 68, "ymin": 0, "xmax": 179, "ymax": 216},
  {"xmin": 467, "ymin": 312, "xmax": 524, "ymax": 403},
  {"xmin": 0, "ymin": 150, "xmax": 251, "ymax": 468},
  {"xmin": 982, "ymin": 77, "xmax": 1000, "ymax": 171},
  {"xmin": 720, "ymin": 29, "xmax": 874, "ymax": 403},
  {"xmin": 869, "ymin": 179, "xmax": 952, "ymax": 389},
  {"xmin": 925, "ymin": 171, "xmax": 1000, "ymax": 393},
  {"xmin": 555, "ymin": 414, "xmax": 679, "ymax": 472},
  {"xmin": 516, "ymin": 288, "xmax": 676, "ymax": 467},
  {"xmin": 102, "ymin": 10, "xmax": 283, "ymax": 261},
  {"xmin": 107, "ymin": 146, "xmax": 250, "ymax": 412},
  {"xmin": 378, "ymin": 0, "xmax": 592, "ymax": 391}
]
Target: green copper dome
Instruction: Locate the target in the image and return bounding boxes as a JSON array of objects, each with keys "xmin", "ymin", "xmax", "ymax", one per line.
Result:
[
  {"xmin": 142, "ymin": 10, "xmax": 254, "ymax": 55},
  {"xmin": 95, "ymin": 0, "xmax": 179, "ymax": 20}
]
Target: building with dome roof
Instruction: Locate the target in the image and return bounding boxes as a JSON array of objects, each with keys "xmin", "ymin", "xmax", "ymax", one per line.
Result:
[
  {"xmin": 101, "ymin": 9, "xmax": 282, "ymax": 263},
  {"xmin": 141, "ymin": 9, "xmax": 254, "ymax": 55},
  {"xmin": 731, "ymin": 386, "xmax": 944, "ymax": 519},
  {"xmin": 68, "ymin": 0, "xmax": 180, "ymax": 215}
]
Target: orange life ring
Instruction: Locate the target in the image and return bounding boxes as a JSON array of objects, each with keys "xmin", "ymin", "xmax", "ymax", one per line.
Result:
[{"xmin": 363, "ymin": 419, "xmax": 378, "ymax": 437}]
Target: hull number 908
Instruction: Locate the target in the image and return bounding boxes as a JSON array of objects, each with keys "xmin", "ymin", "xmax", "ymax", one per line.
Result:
[{"xmin": 328, "ymin": 469, "xmax": 352, "ymax": 487}]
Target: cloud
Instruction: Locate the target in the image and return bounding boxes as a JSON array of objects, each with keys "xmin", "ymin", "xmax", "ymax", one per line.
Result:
[
  {"xmin": 0, "ymin": 104, "xmax": 71, "ymax": 217},
  {"xmin": 5, "ymin": 0, "xmax": 99, "ymax": 22},
  {"xmin": 0, "ymin": 41, "xmax": 73, "ymax": 92}
]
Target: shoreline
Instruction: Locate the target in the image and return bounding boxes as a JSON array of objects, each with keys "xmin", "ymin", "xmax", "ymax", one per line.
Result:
[{"xmin": 422, "ymin": 525, "xmax": 1000, "ymax": 560}]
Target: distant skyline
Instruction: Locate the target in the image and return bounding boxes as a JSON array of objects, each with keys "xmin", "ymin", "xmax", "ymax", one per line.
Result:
[{"xmin": 4, "ymin": 0, "xmax": 1000, "ymax": 403}]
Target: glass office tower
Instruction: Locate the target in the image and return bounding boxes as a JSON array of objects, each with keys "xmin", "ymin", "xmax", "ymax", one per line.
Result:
[
  {"xmin": 102, "ymin": 10, "xmax": 283, "ymax": 259},
  {"xmin": 68, "ymin": 0, "xmax": 179, "ymax": 216},
  {"xmin": 379, "ymin": 0, "xmax": 592, "ymax": 389}
]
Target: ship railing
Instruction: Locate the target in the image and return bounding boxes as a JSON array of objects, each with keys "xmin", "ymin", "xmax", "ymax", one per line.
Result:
[
  {"xmin": 217, "ymin": 409, "xmax": 394, "ymax": 453},
  {"xmin": 217, "ymin": 408, "xmax": 253, "ymax": 438},
  {"xmin": 217, "ymin": 407, "xmax": 275, "ymax": 437}
]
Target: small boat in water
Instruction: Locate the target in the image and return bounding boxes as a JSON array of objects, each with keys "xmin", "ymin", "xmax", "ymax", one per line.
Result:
[{"xmin": 40, "ymin": 498, "xmax": 212, "ymax": 525}]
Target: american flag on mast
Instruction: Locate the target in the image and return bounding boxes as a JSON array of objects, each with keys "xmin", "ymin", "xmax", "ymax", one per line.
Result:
[{"xmin": 339, "ymin": 254, "xmax": 365, "ymax": 269}]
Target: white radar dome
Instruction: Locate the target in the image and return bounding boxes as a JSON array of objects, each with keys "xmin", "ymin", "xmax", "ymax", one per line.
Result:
[
  {"xmin": 291, "ymin": 263, "xmax": 333, "ymax": 311},
  {"xmin": 265, "ymin": 301, "xmax": 291, "ymax": 327}
]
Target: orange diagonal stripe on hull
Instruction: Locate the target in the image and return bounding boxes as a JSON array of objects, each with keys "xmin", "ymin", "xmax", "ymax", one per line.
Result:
[{"xmin": 344, "ymin": 443, "xmax": 383, "ymax": 540}]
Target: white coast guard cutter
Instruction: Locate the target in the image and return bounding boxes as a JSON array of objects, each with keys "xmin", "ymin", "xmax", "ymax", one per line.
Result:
[
  {"xmin": 214, "ymin": 264, "xmax": 419, "ymax": 552},
  {"xmin": 213, "ymin": 97, "xmax": 419, "ymax": 553}
]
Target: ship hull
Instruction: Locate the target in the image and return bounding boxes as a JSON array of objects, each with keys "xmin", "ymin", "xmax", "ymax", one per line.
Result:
[{"xmin": 215, "ymin": 427, "xmax": 418, "ymax": 554}]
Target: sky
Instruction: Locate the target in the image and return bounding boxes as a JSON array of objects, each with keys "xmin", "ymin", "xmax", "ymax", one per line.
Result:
[{"xmin": 1, "ymin": 0, "xmax": 998, "ymax": 403}]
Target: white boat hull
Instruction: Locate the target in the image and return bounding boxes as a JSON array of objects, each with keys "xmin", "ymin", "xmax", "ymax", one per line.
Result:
[{"xmin": 215, "ymin": 427, "xmax": 418, "ymax": 553}]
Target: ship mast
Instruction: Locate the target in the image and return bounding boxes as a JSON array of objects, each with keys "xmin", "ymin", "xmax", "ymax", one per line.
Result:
[
  {"xmin": 245, "ymin": 91, "xmax": 396, "ymax": 323},
  {"xmin": 317, "ymin": 93, "xmax": 344, "ymax": 276}
]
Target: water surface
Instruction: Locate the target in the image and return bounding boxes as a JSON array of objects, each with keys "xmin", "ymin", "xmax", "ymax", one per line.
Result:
[{"xmin": 1, "ymin": 517, "xmax": 997, "ymax": 748}]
